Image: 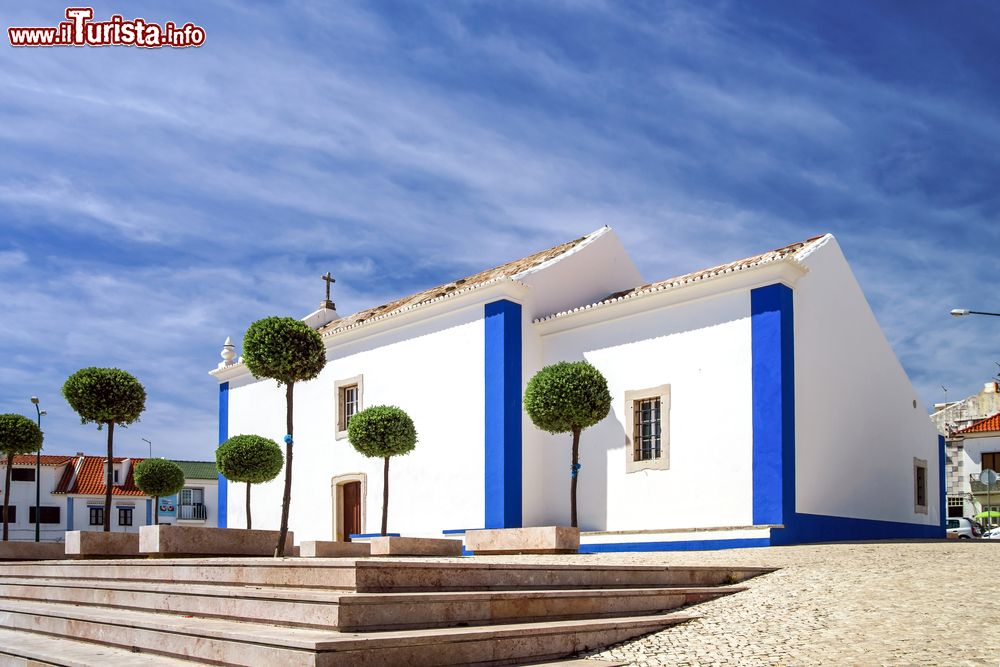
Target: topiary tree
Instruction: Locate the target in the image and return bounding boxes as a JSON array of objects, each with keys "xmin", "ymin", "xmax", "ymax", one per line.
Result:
[
  {"xmin": 216, "ymin": 434, "xmax": 284, "ymax": 530},
  {"xmin": 523, "ymin": 361, "xmax": 611, "ymax": 528},
  {"xmin": 347, "ymin": 406, "xmax": 417, "ymax": 536},
  {"xmin": 0, "ymin": 414, "xmax": 43, "ymax": 542},
  {"xmin": 242, "ymin": 316, "xmax": 326, "ymax": 556},
  {"xmin": 62, "ymin": 367, "xmax": 146, "ymax": 532},
  {"xmin": 133, "ymin": 458, "xmax": 186, "ymax": 525}
]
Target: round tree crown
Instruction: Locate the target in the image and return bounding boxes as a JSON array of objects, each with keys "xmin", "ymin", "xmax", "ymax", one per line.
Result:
[
  {"xmin": 347, "ymin": 406, "xmax": 417, "ymax": 459},
  {"xmin": 216, "ymin": 434, "xmax": 284, "ymax": 484},
  {"xmin": 523, "ymin": 361, "xmax": 611, "ymax": 434},
  {"xmin": 242, "ymin": 317, "xmax": 326, "ymax": 386},
  {"xmin": 62, "ymin": 367, "xmax": 146, "ymax": 426},
  {"xmin": 0, "ymin": 413, "xmax": 44, "ymax": 456},
  {"xmin": 133, "ymin": 458, "xmax": 186, "ymax": 498}
]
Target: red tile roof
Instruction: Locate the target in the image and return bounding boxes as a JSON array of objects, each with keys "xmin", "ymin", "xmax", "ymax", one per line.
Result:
[
  {"xmin": 52, "ymin": 456, "xmax": 147, "ymax": 496},
  {"xmin": 955, "ymin": 413, "xmax": 1000, "ymax": 435},
  {"xmin": 2, "ymin": 454, "xmax": 74, "ymax": 466}
]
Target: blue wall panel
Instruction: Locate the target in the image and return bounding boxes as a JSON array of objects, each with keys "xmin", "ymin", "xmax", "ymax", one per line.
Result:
[
  {"xmin": 217, "ymin": 381, "xmax": 229, "ymax": 529},
  {"xmin": 484, "ymin": 300, "xmax": 522, "ymax": 529}
]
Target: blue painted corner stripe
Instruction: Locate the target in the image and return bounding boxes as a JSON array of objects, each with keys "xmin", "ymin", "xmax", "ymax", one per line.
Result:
[
  {"xmin": 484, "ymin": 300, "xmax": 522, "ymax": 529},
  {"xmin": 750, "ymin": 283, "xmax": 795, "ymax": 526},
  {"xmin": 938, "ymin": 434, "xmax": 946, "ymax": 531},
  {"xmin": 217, "ymin": 382, "xmax": 229, "ymax": 529},
  {"xmin": 349, "ymin": 533, "xmax": 401, "ymax": 539}
]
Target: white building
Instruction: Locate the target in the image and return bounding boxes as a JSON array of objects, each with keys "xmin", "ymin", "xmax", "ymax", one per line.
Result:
[
  {"xmin": 0, "ymin": 455, "xmax": 218, "ymax": 541},
  {"xmin": 211, "ymin": 228, "xmax": 943, "ymax": 551},
  {"xmin": 947, "ymin": 412, "xmax": 1000, "ymax": 524}
]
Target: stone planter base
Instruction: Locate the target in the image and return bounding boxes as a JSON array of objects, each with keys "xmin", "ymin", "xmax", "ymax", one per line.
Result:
[
  {"xmin": 65, "ymin": 531, "xmax": 140, "ymax": 558},
  {"xmin": 139, "ymin": 525, "xmax": 294, "ymax": 557},
  {"xmin": 299, "ymin": 540, "xmax": 371, "ymax": 558},
  {"xmin": 0, "ymin": 541, "xmax": 66, "ymax": 561},
  {"xmin": 368, "ymin": 536, "xmax": 463, "ymax": 557},
  {"xmin": 465, "ymin": 526, "xmax": 580, "ymax": 555}
]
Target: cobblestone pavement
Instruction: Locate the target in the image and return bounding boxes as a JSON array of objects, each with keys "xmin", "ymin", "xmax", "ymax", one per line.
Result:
[{"xmin": 478, "ymin": 541, "xmax": 1000, "ymax": 666}]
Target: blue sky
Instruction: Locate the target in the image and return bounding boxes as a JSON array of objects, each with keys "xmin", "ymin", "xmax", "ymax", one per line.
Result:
[{"xmin": 1, "ymin": 1, "xmax": 997, "ymax": 460}]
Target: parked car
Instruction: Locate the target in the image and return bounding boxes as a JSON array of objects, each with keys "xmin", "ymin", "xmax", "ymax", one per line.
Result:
[
  {"xmin": 946, "ymin": 517, "xmax": 981, "ymax": 539},
  {"xmin": 981, "ymin": 527, "xmax": 1000, "ymax": 540}
]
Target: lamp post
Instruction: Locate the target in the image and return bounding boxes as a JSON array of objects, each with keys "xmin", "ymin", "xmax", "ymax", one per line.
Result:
[
  {"xmin": 142, "ymin": 438, "xmax": 152, "ymax": 458},
  {"xmin": 29, "ymin": 397, "xmax": 45, "ymax": 543},
  {"xmin": 950, "ymin": 309, "xmax": 1000, "ymax": 317}
]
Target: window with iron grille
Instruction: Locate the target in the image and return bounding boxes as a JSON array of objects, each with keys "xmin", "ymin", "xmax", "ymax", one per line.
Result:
[
  {"xmin": 89, "ymin": 507, "xmax": 103, "ymax": 525},
  {"xmin": 633, "ymin": 398, "xmax": 661, "ymax": 461},
  {"xmin": 625, "ymin": 385, "xmax": 670, "ymax": 473}
]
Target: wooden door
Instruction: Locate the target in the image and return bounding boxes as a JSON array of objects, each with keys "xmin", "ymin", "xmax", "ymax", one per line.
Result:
[{"xmin": 342, "ymin": 482, "xmax": 361, "ymax": 542}]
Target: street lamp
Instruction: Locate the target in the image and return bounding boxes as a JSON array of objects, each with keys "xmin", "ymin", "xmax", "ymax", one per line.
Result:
[
  {"xmin": 29, "ymin": 397, "xmax": 46, "ymax": 543},
  {"xmin": 951, "ymin": 309, "xmax": 1000, "ymax": 317},
  {"xmin": 142, "ymin": 438, "xmax": 152, "ymax": 458}
]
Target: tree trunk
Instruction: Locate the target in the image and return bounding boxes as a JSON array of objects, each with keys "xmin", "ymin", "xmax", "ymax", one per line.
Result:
[
  {"xmin": 275, "ymin": 383, "xmax": 294, "ymax": 557},
  {"xmin": 104, "ymin": 422, "xmax": 114, "ymax": 532},
  {"xmin": 246, "ymin": 481, "xmax": 252, "ymax": 530},
  {"xmin": 381, "ymin": 456, "xmax": 390, "ymax": 536},
  {"xmin": 154, "ymin": 496, "xmax": 159, "ymax": 525},
  {"xmin": 570, "ymin": 426, "xmax": 581, "ymax": 529},
  {"xmin": 2, "ymin": 452, "xmax": 11, "ymax": 541}
]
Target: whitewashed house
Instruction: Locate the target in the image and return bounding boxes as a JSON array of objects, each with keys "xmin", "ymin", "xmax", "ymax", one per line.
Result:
[
  {"xmin": 946, "ymin": 412, "xmax": 1000, "ymax": 524},
  {"xmin": 211, "ymin": 228, "xmax": 944, "ymax": 551},
  {"xmin": 0, "ymin": 455, "xmax": 218, "ymax": 540}
]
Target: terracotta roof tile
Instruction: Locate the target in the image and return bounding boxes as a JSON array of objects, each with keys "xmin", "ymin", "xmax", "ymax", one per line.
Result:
[
  {"xmin": 535, "ymin": 234, "xmax": 828, "ymax": 323},
  {"xmin": 955, "ymin": 412, "xmax": 1000, "ymax": 435},
  {"xmin": 52, "ymin": 456, "xmax": 147, "ymax": 496},
  {"xmin": 2, "ymin": 454, "xmax": 74, "ymax": 466},
  {"xmin": 317, "ymin": 231, "xmax": 595, "ymax": 336}
]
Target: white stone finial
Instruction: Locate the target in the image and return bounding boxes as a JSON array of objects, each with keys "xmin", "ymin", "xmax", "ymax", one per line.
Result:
[{"xmin": 219, "ymin": 336, "xmax": 237, "ymax": 367}]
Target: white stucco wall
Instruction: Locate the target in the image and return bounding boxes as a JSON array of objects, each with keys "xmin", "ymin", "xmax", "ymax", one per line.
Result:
[
  {"xmin": 792, "ymin": 236, "xmax": 941, "ymax": 526},
  {"xmin": 226, "ymin": 302, "xmax": 487, "ymax": 542},
  {"xmin": 0, "ymin": 465, "xmax": 68, "ymax": 541},
  {"xmin": 530, "ymin": 289, "xmax": 755, "ymax": 532},
  {"xmin": 961, "ymin": 434, "xmax": 1000, "ymax": 491}
]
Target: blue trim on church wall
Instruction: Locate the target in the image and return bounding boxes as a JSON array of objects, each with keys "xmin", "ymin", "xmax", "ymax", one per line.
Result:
[
  {"xmin": 580, "ymin": 538, "xmax": 772, "ymax": 553},
  {"xmin": 484, "ymin": 300, "xmax": 522, "ymax": 529},
  {"xmin": 750, "ymin": 284, "xmax": 795, "ymax": 526},
  {"xmin": 751, "ymin": 283, "xmax": 945, "ymax": 546},
  {"xmin": 938, "ymin": 434, "xmax": 946, "ymax": 531},
  {"xmin": 217, "ymin": 382, "xmax": 229, "ymax": 529},
  {"xmin": 66, "ymin": 497, "xmax": 74, "ymax": 531}
]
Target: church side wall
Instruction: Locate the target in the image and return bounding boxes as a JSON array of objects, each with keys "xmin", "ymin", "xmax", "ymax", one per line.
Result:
[
  {"xmin": 791, "ymin": 237, "xmax": 942, "ymax": 528},
  {"xmin": 531, "ymin": 290, "xmax": 755, "ymax": 532},
  {"xmin": 225, "ymin": 304, "xmax": 486, "ymax": 542}
]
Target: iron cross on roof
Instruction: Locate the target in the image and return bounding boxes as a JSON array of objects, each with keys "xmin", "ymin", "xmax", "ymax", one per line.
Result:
[{"xmin": 320, "ymin": 272, "xmax": 336, "ymax": 310}]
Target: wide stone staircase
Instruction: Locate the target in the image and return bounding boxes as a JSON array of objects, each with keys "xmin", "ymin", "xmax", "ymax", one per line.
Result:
[{"xmin": 0, "ymin": 558, "xmax": 772, "ymax": 666}]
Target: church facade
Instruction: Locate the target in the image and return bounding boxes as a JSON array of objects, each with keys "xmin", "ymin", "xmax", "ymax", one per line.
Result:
[{"xmin": 210, "ymin": 228, "xmax": 943, "ymax": 551}]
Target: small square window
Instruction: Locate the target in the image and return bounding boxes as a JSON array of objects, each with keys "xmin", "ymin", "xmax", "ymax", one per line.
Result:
[
  {"xmin": 625, "ymin": 385, "xmax": 670, "ymax": 473},
  {"xmin": 11, "ymin": 468, "xmax": 35, "ymax": 482},
  {"xmin": 118, "ymin": 507, "xmax": 133, "ymax": 526},
  {"xmin": 89, "ymin": 507, "xmax": 104, "ymax": 526},
  {"xmin": 1, "ymin": 506, "xmax": 16, "ymax": 523},
  {"xmin": 29, "ymin": 506, "xmax": 60, "ymax": 524}
]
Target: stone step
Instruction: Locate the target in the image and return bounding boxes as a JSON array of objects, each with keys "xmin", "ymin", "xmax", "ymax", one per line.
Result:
[
  {"xmin": 0, "ymin": 627, "xmax": 200, "ymax": 666},
  {"xmin": 0, "ymin": 576, "xmax": 743, "ymax": 631},
  {"xmin": 0, "ymin": 598, "xmax": 697, "ymax": 666},
  {"xmin": 0, "ymin": 559, "xmax": 772, "ymax": 592}
]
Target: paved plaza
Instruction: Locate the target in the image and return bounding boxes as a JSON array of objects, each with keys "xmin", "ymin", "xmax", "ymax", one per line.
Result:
[{"xmin": 475, "ymin": 541, "xmax": 998, "ymax": 666}]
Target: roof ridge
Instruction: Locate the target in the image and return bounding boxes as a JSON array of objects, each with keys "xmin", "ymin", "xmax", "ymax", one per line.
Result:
[{"xmin": 535, "ymin": 234, "xmax": 826, "ymax": 324}]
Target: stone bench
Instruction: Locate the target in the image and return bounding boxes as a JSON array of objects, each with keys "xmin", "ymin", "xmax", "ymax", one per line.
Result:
[
  {"xmin": 464, "ymin": 527, "xmax": 580, "ymax": 555},
  {"xmin": 0, "ymin": 541, "xmax": 66, "ymax": 561},
  {"xmin": 366, "ymin": 536, "xmax": 463, "ymax": 557},
  {"xmin": 299, "ymin": 540, "xmax": 371, "ymax": 558},
  {"xmin": 139, "ymin": 525, "xmax": 294, "ymax": 557},
  {"xmin": 65, "ymin": 531, "xmax": 140, "ymax": 558}
]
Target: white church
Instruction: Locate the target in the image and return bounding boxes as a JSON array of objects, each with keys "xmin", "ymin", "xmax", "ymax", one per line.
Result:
[{"xmin": 210, "ymin": 228, "xmax": 943, "ymax": 551}]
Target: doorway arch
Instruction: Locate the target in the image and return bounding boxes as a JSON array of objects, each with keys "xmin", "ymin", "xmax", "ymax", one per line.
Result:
[{"xmin": 331, "ymin": 473, "xmax": 367, "ymax": 542}]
